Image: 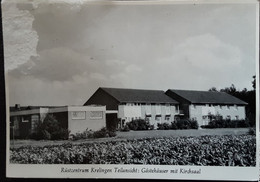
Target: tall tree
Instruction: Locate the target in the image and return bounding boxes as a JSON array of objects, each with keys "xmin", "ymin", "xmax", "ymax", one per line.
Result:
[
  {"xmin": 252, "ymin": 75, "xmax": 256, "ymax": 90},
  {"xmin": 208, "ymin": 87, "xmax": 218, "ymax": 92}
]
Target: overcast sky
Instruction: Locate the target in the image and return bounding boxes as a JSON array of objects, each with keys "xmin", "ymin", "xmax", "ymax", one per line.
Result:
[{"xmin": 3, "ymin": 0, "xmax": 257, "ymax": 106}]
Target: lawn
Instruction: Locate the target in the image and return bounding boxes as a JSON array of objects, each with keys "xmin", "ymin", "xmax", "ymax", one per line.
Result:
[{"xmin": 10, "ymin": 128, "xmax": 250, "ymax": 148}]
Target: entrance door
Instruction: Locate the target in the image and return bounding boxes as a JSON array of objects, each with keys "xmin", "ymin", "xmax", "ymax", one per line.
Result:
[
  {"xmin": 19, "ymin": 116, "xmax": 31, "ymax": 139},
  {"xmin": 106, "ymin": 113, "xmax": 118, "ymax": 131}
]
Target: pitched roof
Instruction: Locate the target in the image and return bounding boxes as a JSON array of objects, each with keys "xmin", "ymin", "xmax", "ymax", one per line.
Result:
[
  {"xmin": 167, "ymin": 89, "xmax": 247, "ymax": 105},
  {"xmin": 100, "ymin": 87, "xmax": 178, "ymax": 104}
]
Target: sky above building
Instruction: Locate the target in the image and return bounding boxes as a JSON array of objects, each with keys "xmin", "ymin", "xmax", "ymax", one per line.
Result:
[{"xmin": 3, "ymin": 0, "xmax": 257, "ymax": 106}]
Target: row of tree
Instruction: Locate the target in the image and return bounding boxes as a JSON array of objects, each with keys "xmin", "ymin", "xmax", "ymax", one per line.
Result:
[{"xmin": 209, "ymin": 75, "xmax": 256, "ymax": 125}]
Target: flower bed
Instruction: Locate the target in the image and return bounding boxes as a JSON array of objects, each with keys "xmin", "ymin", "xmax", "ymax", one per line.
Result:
[{"xmin": 10, "ymin": 135, "xmax": 255, "ymax": 166}]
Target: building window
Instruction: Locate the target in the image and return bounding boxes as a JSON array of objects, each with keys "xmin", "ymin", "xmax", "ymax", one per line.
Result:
[
  {"xmin": 227, "ymin": 105, "xmax": 230, "ymax": 109},
  {"xmin": 13, "ymin": 116, "xmax": 19, "ymax": 130},
  {"xmin": 90, "ymin": 111, "xmax": 103, "ymax": 120},
  {"xmin": 192, "ymin": 117, "xmax": 197, "ymax": 121},
  {"xmin": 219, "ymin": 105, "xmax": 222, "ymax": 109},
  {"xmin": 22, "ymin": 117, "xmax": 29, "ymax": 123},
  {"xmin": 234, "ymin": 105, "xmax": 238, "ymax": 110},
  {"xmin": 72, "ymin": 111, "xmax": 87, "ymax": 120},
  {"xmin": 146, "ymin": 116, "xmax": 151, "ymax": 122},
  {"xmin": 175, "ymin": 105, "xmax": 179, "ymax": 113},
  {"xmin": 155, "ymin": 116, "xmax": 161, "ymax": 122},
  {"xmin": 165, "ymin": 115, "xmax": 171, "ymax": 121},
  {"xmin": 202, "ymin": 115, "xmax": 207, "ymax": 119},
  {"xmin": 235, "ymin": 115, "xmax": 239, "ymax": 120},
  {"xmin": 31, "ymin": 115, "xmax": 39, "ymax": 132}
]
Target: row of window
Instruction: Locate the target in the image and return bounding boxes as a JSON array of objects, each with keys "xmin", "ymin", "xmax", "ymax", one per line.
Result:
[
  {"xmin": 201, "ymin": 115, "xmax": 239, "ymax": 120},
  {"xmin": 125, "ymin": 115, "xmax": 171, "ymax": 122},
  {"xmin": 124, "ymin": 103, "xmax": 175, "ymax": 106},
  {"xmin": 191, "ymin": 104, "xmax": 239, "ymax": 110}
]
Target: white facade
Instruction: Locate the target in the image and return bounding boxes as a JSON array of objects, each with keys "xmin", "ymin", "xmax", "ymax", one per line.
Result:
[
  {"xmin": 50, "ymin": 106, "xmax": 106, "ymax": 134},
  {"xmin": 189, "ymin": 104, "xmax": 246, "ymax": 126},
  {"xmin": 118, "ymin": 103, "xmax": 179, "ymax": 128},
  {"xmin": 10, "ymin": 105, "xmax": 106, "ymax": 138}
]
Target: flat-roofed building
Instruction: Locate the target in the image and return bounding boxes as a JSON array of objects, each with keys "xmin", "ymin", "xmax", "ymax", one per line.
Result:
[{"xmin": 10, "ymin": 105, "xmax": 106, "ymax": 139}]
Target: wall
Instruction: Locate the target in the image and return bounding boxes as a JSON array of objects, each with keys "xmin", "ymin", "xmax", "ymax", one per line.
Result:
[
  {"xmin": 10, "ymin": 110, "xmax": 42, "ymax": 139},
  {"xmin": 118, "ymin": 103, "xmax": 179, "ymax": 128},
  {"xmin": 67, "ymin": 106, "xmax": 106, "ymax": 134},
  {"xmin": 165, "ymin": 90, "xmax": 190, "ymax": 119},
  {"xmin": 189, "ymin": 104, "xmax": 246, "ymax": 126},
  {"xmin": 84, "ymin": 88, "xmax": 120, "ymax": 110}
]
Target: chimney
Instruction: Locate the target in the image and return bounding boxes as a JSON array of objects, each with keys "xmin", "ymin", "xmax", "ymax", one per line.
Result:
[{"xmin": 15, "ymin": 104, "xmax": 20, "ymax": 110}]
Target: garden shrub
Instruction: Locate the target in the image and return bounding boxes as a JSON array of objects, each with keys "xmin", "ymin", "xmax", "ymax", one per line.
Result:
[
  {"xmin": 30, "ymin": 114, "xmax": 69, "ymax": 140},
  {"xmin": 175, "ymin": 119, "xmax": 198, "ymax": 130},
  {"xmin": 171, "ymin": 122, "xmax": 178, "ymax": 130},
  {"xmin": 248, "ymin": 128, "xmax": 256, "ymax": 135},
  {"xmin": 157, "ymin": 123, "xmax": 171, "ymax": 130},
  {"xmin": 121, "ymin": 125, "xmax": 130, "ymax": 132},
  {"xmin": 157, "ymin": 119, "xmax": 198, "ymax": 130},
  {"xmin": 203, "ymin": 119, "xmax": 251, "ymax": 129},
  {"xmin": 126, "ymin": 119, "xmax": 154, "ymax": 131},
  {"xmin": 70, "ymin": 127, "xmax": 117, "ymax": 140},
  {"xmin": 93, "ymin": 127, "xmax": 109, "ymax": 138},
  {"xmin": 92, "ymin": 127, "xmax": 117, "ymax": 138},
  {"xmin": 69, "ymin": 129, "xmax": 94, "ymax": 141},
  {"xmin": 190, "ymin": 119, "xmax": 199, "ymax": 129}
]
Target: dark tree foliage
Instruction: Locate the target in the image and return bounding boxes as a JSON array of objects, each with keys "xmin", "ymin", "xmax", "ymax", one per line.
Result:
[
  {"xmin": 208, "ymin": 87, "xmax": 217, "ymax": 92},
  {"xmin": 252, "ymin": 75, "xmax": 256, "ymax": 90},
  {"xmin": 209, "ymin": 76, "xmax": 256, "ymax": 126},
  {"xmin": 30, "ymin": 114, "xmax": 69, "ymax": 140}
]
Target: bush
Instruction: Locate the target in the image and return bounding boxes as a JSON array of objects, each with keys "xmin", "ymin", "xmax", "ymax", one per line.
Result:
[
  {"xmin": 157, "ymin": 123, "xmax": 171, "ymax": 130},
  {"xmin": 93, "ymin": 127, "xmax": 109, "ymax": 138},
  {"xmin": 69, "ymin": 129, "xmax": 94, "ymax": 141},
  {"xmin": 51, "ymin": 128, "xmax": 70, "ymax": 140},
  {"xmin": 248, "ymin": 128, "xmax": 256, "ymax": 135},
  {"xmin": 121, "ymin": 125, "xmax": 130, "ymax": 132},
  {"xmin": 157, "ymin": 119, "xmax": 199, "ymax": 130},
  {"xmin": 190, "ymin": 120, "xmax": 199, "ymax": 129},
  {"xmin": 30, "ymin": 130, "xmax": 51, "ymax": 140},
  {"xmin": 30, "ymin": 114, "xmax": 69, "ymax": 140},
  {"xmin": 126, "ymin": 119, "xmax": 154, "ymax": 131},
  {"xmin": 70, "ymin": 127, "xmax": 117, "ymax": 140},
  {"xmin": 175, "ymin": 119, "xmax": 198, "ymax": 130},
  {"xmin": 204, "ymin": 119, "xmax": 251, "ymax": 129}
]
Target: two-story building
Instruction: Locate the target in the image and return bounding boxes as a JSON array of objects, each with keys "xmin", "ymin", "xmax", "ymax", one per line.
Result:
[
  {"xmin": 84, "ymin": 87, "xmax": 180, "ymax": 129},
  {"xmin": 165, "ymin": 89, "xmax": 248, "ymax": 126}
]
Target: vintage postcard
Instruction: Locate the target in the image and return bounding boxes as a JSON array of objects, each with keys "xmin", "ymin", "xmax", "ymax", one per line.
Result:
[{"xmin": 3, "ymin": 0, "xmax": 259, "ymax": 180}]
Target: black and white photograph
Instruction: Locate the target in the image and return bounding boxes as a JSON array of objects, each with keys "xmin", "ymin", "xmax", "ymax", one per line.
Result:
[{"xmin": 3, "ymin": 0, "xmax": 259, "ymax": 180}]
